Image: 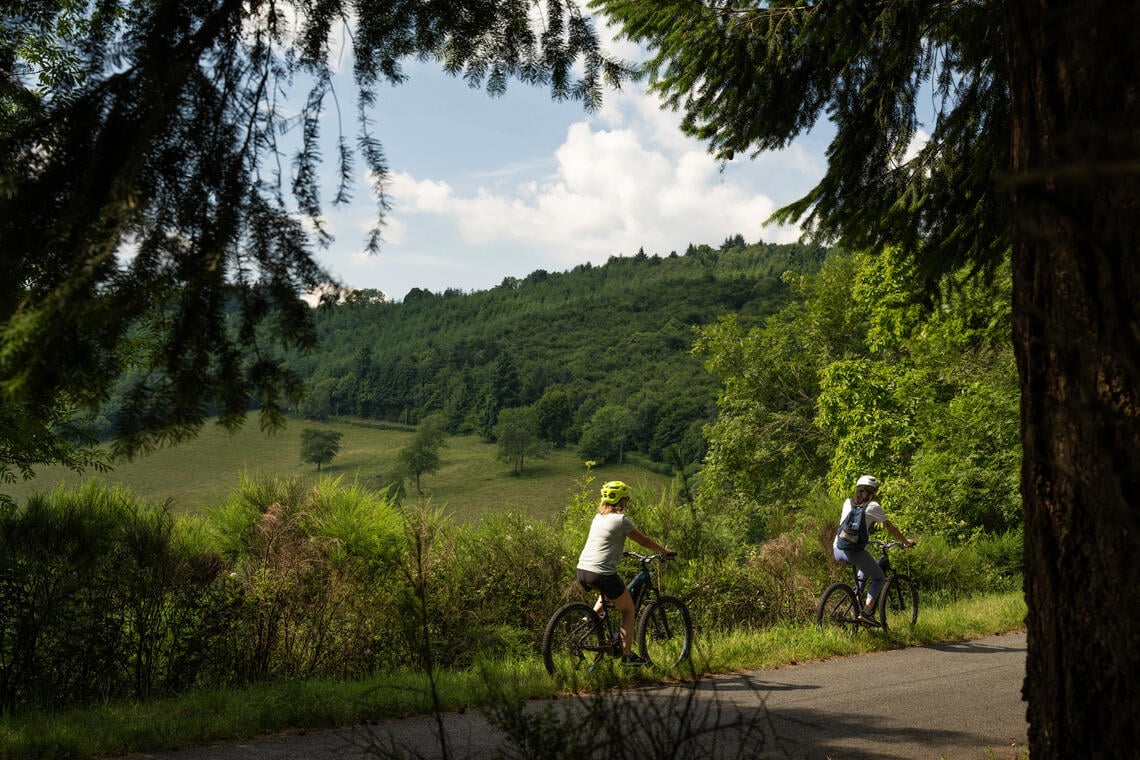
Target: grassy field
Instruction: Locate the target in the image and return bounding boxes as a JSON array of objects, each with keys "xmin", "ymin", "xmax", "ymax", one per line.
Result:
[{"xmin": 3, "ymin": 418, "xmax": 672, "ymax": 520}]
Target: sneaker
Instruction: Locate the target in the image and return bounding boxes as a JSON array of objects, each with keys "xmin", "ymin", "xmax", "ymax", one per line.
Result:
[
  {"xmin": 621, "ymin": 653, "xmax": 649, "ymax": 667},
  {"xmin": 858, "ymin": 609, "xmax": 878, "ymax": 625}
]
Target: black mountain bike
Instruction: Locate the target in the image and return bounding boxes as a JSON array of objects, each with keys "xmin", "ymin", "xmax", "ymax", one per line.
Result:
[
  {"xmin": 541, "ymin": 551, "xmax": 692, "ymax": 677},
  {"xmin": 815, "ymin": 540, "xmax": 918, "ymax": 632}
]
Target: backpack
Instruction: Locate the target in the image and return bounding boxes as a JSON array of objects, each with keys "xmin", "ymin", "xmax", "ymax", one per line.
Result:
[{"xmin": 836, "ymin": 504, "xmax": 869, "ymax": 550}]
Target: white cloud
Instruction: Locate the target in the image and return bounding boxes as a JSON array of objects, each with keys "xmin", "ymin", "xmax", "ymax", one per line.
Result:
[{"xmin": 383, "ymin": 96, "xmax": 807, "ymax": 267}]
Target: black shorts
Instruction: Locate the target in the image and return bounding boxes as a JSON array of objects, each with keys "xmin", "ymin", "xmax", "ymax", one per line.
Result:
[{"xmin": 576, "ymin": 569, "xmax": 626, "ymax": 600}]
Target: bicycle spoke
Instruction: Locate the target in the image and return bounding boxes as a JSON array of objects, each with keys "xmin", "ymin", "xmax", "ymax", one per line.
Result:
[
  {"xmin": 542, "ymin": 603, "xmax": 605, "ymax": 677},
  {"xmin": 638, "ymin": 595, "xmax": 692, "ymax": 668},
  {"xmin": 816, "ymin": 583, "xmax": 860, "ymax": 633}
]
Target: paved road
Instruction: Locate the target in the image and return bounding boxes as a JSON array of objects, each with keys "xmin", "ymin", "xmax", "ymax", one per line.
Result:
[{"xmin": 118, "ymin": 632, "xmax": 1028, "ymax": 760}]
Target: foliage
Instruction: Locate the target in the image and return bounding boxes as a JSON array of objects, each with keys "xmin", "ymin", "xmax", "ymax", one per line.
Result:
[
  {"xmin": 0, "ymin": 481, "xmax": 230, "ymax": 711},
  {"xmin": 396, "ymin": 414, "xmax": 449, "ymax": 494},
  {"xmin": 299, "ymin": 428, "xmax": 343, "ymax": 472},
  {"xmin": 0, "ymin": 469, "xmax": 1024, "ymax": 718},
  {"xmin": 595, "ymin": 0, "xmax": 1009, "ymax": 284},
  {"xmin": 494, "ymin": 406, "xmax": 552, "ymax": 475},
  {"xmin": 279, "ymin": 240, "xmax": 827, "ymax": 475},
  {"xmin": 593, "ymin": 4, "xmax": 1140, "ymax": 752},
  {"xmin": 577, "ymin": 403, "xmax": 633, "ymax": 464},
  {"xmin": 206, "ymin": 475, "xmax": 404, "ymax": 681},
  {"xmin": 696, "ymin": 248, "xmax": 1020, "ymax": 541},
  {"xmin": 0, "ymin": 400, "xmax": 107, "ymax": 509},
  {"xmin": 0, "ymin": 0, "xmax": 627, "ymax": 479}
]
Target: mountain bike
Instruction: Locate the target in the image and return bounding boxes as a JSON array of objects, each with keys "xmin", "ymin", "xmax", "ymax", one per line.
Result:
[
  {"xmin": 541, "ymin": 551, "xmax": 692, "ymax": 677},
  {"xmin": 815, "ymin": 540, "xmax": 918, "ymax": 632}
]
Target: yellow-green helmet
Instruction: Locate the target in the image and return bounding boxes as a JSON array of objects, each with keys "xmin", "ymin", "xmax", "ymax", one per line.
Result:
[{"xmin": 600, "ymin": 481, "xmax": 632, "ymax": 505}]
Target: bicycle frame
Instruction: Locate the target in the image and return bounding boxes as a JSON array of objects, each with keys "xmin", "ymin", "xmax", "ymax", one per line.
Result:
[
  {"xmin": 816, "ymin": 539, "xmax": 917, "ymax": 632},
  {"xmin": 592, "ymin": 552, "xmax": 660, "ymax": 643},
  {"xmin": 542, "ymin": 552, "xmax": 693, "ymax": 674}
]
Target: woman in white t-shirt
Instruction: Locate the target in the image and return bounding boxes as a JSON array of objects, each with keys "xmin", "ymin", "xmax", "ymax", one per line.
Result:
[
  {"xmin": 833, "ymin": 475, "xmax": 915, "ymax": 623},
  {"xmin": 576, "ymin": 480, "xmax": 675, "ymax": 666}
]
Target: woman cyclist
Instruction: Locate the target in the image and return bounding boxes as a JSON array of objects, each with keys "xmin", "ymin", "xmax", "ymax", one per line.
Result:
[
  {"xmin": 576, "ymin": 481, "xmax": 675, "ymax": 666},
  {"xmin": 833, "ymin": 475, "xmax": 915, "ymax": 623}
]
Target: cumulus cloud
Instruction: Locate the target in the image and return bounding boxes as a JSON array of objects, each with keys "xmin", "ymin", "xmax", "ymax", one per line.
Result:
[{"xmin": 385, "ymin": 88, "xmax": 807, "ymax": 265}]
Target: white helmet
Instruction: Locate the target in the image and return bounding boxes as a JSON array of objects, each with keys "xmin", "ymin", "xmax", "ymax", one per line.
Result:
[{"xmin": 856, "ymin": 475, "xmax": 879, "ymax": 490}]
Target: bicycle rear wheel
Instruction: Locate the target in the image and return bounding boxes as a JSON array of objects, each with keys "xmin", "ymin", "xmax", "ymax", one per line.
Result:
[
  {"xmin": 878, "ymin": 574, "xmax": 918, "ymax": 630},
  {"xmin": 637, "ymin": 594, "xmax": 693, "ymax": 668},
  {"xmin": 815, "ymin": 582, "xmax": 860, "ymax": 633},
  {"xmin": 541, "ymin": 602, "xmax": 605, "ymax": 677}
]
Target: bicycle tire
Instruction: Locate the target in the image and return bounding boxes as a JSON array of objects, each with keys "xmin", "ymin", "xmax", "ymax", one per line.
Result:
[
  {"xmin": 815, "ymin": 582, "xmax": 860, "ymax": 633},
  {"xmin": 636, "ymin": 594, "xmax": 693, "ymax": 668},
  {"xmin": 541, "ymin": 602, "xmax": 605, "ymax": 677},
  {"xmin": 878, "ymin": 574, "xmax": 918, "ymax": 630}
]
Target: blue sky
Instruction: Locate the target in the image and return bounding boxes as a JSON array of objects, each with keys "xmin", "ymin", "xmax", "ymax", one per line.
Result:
[{"xmin": 308, "ymin": 27, "xmax": 839, "ymax": 302}]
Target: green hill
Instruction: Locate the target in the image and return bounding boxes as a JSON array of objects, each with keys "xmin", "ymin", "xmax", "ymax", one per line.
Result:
[{"xmin": 284, "ymin": 239, "xmax": 828, "ymax": 470}]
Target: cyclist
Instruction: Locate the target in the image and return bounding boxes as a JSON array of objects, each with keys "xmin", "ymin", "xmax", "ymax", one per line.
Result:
[
  {"xmin": 833, "ymin": 475, "xmax": 915, "ymax": 623},
  {"xmin": 576, "ymin": 480, "xmax": 676, "ymax": 666}
]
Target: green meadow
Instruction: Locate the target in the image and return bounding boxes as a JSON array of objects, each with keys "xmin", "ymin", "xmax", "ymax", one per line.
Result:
[{"xmin": 5, "ymin": 418, "xmax": 672, "ymax": 519}]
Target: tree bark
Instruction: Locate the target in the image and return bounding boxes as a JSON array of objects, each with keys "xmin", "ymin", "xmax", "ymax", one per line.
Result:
[{"xmin": 1003, "ymin": 1, "xmax": 1140, "ymax": 755}]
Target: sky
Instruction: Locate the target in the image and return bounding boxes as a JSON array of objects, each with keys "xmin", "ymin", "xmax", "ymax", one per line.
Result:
[{"xmin": 307, "ymin": 24, "xmax": 837, "ymax": 303}]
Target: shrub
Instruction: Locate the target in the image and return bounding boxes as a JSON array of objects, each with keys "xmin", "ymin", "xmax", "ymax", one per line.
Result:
[
  {"xmin": 0, "ymin": 481, "xmax": 227, "ymax": 712},
  {"xmin": 206, "ymin": 475, "xmax": 403, "ymax": 682}
]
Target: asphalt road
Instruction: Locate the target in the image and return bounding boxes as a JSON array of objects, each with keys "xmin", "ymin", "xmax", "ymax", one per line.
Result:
[{"xmin": 118, "ymin": 631, "xmax": 1028, "ymax": 760}]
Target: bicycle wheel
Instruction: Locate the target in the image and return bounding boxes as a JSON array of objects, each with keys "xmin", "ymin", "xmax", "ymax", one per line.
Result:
[
  {"xmin": 637, "ymin": 595, "xmax": 693, "ymax": 668},
  {"xmin": 878, "ymin": 574, "xmax": 918, "ymax": 630},
  {"xmin": 541, "ymin": 602, "xmax": 605, "ymax": 677},
  {"xmin": 815, "ymin": 582, "xmax": 860, "ymax": 632}
]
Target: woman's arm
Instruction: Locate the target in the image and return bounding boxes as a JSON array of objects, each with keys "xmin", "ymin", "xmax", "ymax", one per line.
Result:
[
  {"xmin": 882, "ymin": 519, "xmax": 916, "ymax": 548},
  {"xmin": 628, "ymin": 529, "xmax": 677, "ymax": 557}
]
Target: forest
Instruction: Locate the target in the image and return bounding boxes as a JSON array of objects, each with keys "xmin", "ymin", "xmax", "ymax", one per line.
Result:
[{"xmin": 281, "ymin": 238, "xmax": 830, "ymax": 474}]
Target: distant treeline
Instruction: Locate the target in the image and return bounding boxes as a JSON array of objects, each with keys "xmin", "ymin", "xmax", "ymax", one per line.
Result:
[{"xmin": 282, "ymin": 238, "xmax": 829, "ymax": 471}]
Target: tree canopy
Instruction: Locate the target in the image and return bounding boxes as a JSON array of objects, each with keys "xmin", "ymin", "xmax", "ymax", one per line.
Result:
[
  {"xmin": 1, "ymin": 0, "xmax": 626, "ymax": 469},
  {"xmin": 300, "ymin": 427, "xmax": 343, "ymax": 472}
]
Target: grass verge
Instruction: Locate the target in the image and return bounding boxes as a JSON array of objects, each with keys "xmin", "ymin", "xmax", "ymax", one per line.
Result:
[{"xmin": 0, "ymin": 592, "xmax": 1026, "ymax": 759}]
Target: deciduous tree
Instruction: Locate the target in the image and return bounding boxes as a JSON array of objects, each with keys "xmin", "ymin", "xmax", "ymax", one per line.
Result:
[
  {"xmin": 494, "ymin": 406, "xmax": 551, "ymax": 475},
  {"xmin": 300, "ymin": 428, "xmax": 343, "ymax": 472},
  {"xmin": 577, "ymin": 404, "xmax": 633, "ymax": 464},
  {"xmin": 396, "ymin": 414, "xmax": 448, "ymax": 495}
]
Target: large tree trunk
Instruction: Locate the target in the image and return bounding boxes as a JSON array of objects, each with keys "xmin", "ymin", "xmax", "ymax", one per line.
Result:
[{"xmin": 1004, "ymin": 1, "xmax": 1140, "ymax": 755}]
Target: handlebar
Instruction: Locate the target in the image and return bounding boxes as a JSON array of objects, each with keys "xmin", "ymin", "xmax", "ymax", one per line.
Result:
[
  {"xmin": 623, "ymin": 550, "xmax": 676, "ymax": 563},
  {"xmin": 871, "ymin": 540, "xmax": 915, "ymax": 551}
]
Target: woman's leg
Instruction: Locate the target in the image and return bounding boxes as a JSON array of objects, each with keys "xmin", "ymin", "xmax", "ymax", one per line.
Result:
[
  {"xmin": 847, "ymin": 549, "xmax": 885, "ymax": 609},
  {"xmin": 611, "ymin": 589, "xmax": 635, "ymax": 655}
]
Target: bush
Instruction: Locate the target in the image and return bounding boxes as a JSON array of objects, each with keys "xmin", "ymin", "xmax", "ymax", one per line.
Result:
[
  {"xmin": 206, "ymin": 475, "xmax": 404, "ymax": 682},
  {"xmin": 0, "ymin": 482, "xmax": 228, "ymax": 712}
]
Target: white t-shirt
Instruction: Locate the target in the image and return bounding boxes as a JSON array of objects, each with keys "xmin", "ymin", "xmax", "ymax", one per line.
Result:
[
  {"xmin": 577, "ymin": 513, "xmax": 636, "ymax": 574},
  {"xmin": 832, "ymin": 498, "xmax": 887, "ymax": 549}
]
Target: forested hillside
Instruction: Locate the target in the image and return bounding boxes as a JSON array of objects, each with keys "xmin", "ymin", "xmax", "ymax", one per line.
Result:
[{"xmin": 283, "ymin": 238, "xmax": 827, "ymax": 471}]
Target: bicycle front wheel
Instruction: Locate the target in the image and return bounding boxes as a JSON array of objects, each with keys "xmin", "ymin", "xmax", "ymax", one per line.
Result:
[
  {"xmin": 878, "ymin": 574, "xmax": 918, "ymax": 630},
  {"xmin": 541, "ymin": 602, "xmax": 605, "ymax": 677},
  {"xmin": 815, "ymin": 582, "xmax": 860, "ymax": 633},
  {"xmin": 637, "ymin": 595, "xmax": 693, "ymax": 668}
]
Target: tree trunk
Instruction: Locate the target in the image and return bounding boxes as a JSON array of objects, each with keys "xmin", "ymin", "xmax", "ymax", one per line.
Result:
[{"xmin": 1004, "ymin": 1, "xmax": 1140, "ymax": 755}]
